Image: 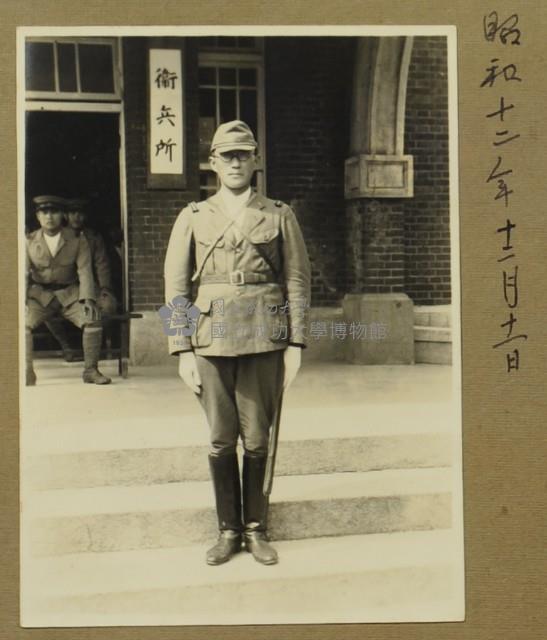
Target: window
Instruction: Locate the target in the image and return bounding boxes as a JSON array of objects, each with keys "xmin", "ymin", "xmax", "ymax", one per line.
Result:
[
  {"xmin": 198, "ymin": 40, "xmax": 265, "ymax": 200},
  {"xmin": 25, "ymin": 38, "xmax": 120, "ymax": 101},
  {"xmin": 197, "ymin": 36, "xmax": 261, "ymax": 51}
]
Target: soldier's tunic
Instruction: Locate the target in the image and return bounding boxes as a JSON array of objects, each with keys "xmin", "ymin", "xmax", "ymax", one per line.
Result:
[
  {"xmin": 164, "ymin": 191, "xmax": 311, "ymax": 455},
  {"xmin": 26, "ymin": 226, "xmax": 95, "ymax": 329},
  {"xmin": 81, "ymin": 227, "xmax": 117, "ymax": 315}
]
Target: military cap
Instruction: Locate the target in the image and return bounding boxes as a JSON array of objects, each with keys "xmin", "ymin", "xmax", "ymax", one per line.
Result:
[
  {"xmin": 33, "ymin": 195, "xmax": 66, "ymax": 212},
  {"xmin": 65, "ymin": 198, "xmax": 89, "ymax": 212},
  {"xmin": 210, "ymin": 120, "xmax": 257, "ymax": 153}
]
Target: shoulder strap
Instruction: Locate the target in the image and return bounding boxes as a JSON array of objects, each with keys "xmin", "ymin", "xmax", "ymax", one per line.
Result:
[{"xmin": 189, "ymin": 201, "xmax": 199, "ymax": 213}]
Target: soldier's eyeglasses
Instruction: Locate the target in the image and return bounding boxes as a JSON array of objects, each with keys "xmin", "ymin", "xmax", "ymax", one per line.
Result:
[{"xmin": 214, "ymin": 150, "xmax": 254, "ymax": 163}]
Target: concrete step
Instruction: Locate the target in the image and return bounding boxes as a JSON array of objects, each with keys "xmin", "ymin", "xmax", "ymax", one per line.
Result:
[
  {"xmin": 25, "ymin": 467, "xmax": 452, "ymax": 557},
  {"xmin": 413, "ymin": 305, "xmax": 453, "ymax": 365},
  {"xmin": 21, "ymin": 529, "xmax": 464, "ymax": 626},
  {"xmin": 413, "ymin": 305, "xmax": 452, "ymax": 328},
  {"xmin": 24, "ymin": 403, "xmax": 452, "ymax": 489},
  {"xmin": 414, "ymin": 326, "xmax": 452, "ymax": 365},
  {"xmin": 414, "ymin": 326, "xmax": 451, "ymax": 343}
]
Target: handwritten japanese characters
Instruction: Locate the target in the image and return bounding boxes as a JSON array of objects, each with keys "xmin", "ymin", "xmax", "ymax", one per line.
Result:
[{"xmin": 481, "ymin": 11, "xmax": 526, "ymax": 372}]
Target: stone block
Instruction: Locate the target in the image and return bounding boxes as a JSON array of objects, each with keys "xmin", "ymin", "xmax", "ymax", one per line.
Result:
[
  {"xmin": 129, "ymin": 311, "xmax": 173, "ymax": 366},
  {"xmin": 342, "ymin": 293, "xmax": 414, "ymax": 364}
]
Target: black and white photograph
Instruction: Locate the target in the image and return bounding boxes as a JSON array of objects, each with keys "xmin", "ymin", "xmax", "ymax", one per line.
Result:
[{"xmin": 18, "ymin": 25, "xmax": 464, "ymax": 626}]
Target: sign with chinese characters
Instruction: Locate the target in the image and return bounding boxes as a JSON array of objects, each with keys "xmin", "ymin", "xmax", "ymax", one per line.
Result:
[{"xmin": 148, "ymin": 45, "xmax": 185, "ymax": 187}]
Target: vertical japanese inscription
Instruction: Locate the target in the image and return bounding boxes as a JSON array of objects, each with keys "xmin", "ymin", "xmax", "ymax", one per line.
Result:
[
  {"xmin": 149, "ymin": 49, "xmax": 183, "ymax": 175},
  {"xmin": 481, "ymin": 11, "xmax": 526, "ymax": 373}
]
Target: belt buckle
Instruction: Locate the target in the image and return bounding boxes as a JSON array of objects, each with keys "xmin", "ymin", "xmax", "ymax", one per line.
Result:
[{"xmin": 229, "ymin": 270, "xmax": 245, "ymax": 285}]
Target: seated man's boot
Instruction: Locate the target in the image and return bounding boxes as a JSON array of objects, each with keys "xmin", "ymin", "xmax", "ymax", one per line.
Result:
[
  {"xmin": 242, "ymin": 453, "xmax": 278, "ymax": 565},
  {"xmin": 82, "ymin": 327, "xmax": 111, "ymax": 384},
  {"xmin": 25, "ymin": 329, "xmax": 36, "ymax": 386},
  {"xmin": 45, "ymin": 317, "xmax": 83, "ymax": 362},
  {"xmin": 206, "ymin": 453, "xmax": 242, "ymax": 565}
]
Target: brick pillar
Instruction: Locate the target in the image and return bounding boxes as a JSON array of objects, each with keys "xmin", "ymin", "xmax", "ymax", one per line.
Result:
[{"xmin": 343, "ymin": 36, "xmax": 415, "ymax": 364}]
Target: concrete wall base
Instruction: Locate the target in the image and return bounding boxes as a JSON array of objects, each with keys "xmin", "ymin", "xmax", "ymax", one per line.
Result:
[
  {"xmin": 303, "ymin": 307, "xmax": 346, "ymax": 363},
  {"xmin": 342, "ymin": 293, "xmax": 414, "ymax": 365},
  {"xmin": 130, "ymin": 300, "xmax": 424, "ymax": 367},
  {"xmin": 131, "ymin": 308, "xmax": 349, "ymax": 366},
  {"xmin": 129, "ymin": 311, "xmax": 173, "ymax": 366}
]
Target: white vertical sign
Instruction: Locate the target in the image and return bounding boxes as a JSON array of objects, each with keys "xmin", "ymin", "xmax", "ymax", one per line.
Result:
[{"xmin": 149, "ymin": 49, "xmax": 183, "ymax": 175}]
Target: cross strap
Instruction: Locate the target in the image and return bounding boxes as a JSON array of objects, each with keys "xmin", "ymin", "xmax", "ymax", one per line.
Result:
[
  {"xmin": 191, "ymin": 217, "xmax": 281, "ymax": 283},
  {"xmin": 191, "ymin": 217, "xmax": 237, "ymax": 283}
]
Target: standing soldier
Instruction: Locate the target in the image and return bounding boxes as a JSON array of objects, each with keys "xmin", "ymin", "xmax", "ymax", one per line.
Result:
[
  {"xmin": 45, "ymin": 197, "xmax": 118, "ymax": 361},
  {"xmin": 25, "ymin": 195, "xmax": 111, "ymax": 386},
  {"xmin": 164, "ymin": 121, "xmax": 311, "ymax": 565}
]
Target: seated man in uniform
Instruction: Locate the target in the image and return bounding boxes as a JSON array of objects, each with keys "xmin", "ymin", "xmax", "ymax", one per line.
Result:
[
  {"xmin": 45, "ymin": 197, "xmax": 118, "ymax": 361},
  {"xmin": 164, "ymin": 121, "xmax": 311, "ymax": 565},
  {"xmin": 25, "ymin": 195, "xmax": 111, "ymax": 386}
]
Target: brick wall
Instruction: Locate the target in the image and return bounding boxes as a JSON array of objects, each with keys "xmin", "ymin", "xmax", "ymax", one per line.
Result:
[
  {"xmin": 123, "ymin": 37, "xmax": 200, "ymax": 311},
  {"xmin": 264, "ymin": 37, "xmax": 354, "ymax": 306},
  {"xmin": 122, "ymin": 36, "xmax": 449, "ymax": 311},
  {"xmin": 403, "ymin": 36, "xmax": 450, "ymax": 305},
  {"xmin": 345, "ymin": 199, "xmax": 406, "ymax": 294}
]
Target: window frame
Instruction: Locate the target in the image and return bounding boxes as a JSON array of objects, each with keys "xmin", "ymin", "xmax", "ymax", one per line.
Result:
[
  {"xmin": 198, "ymin": 45, "xmax": 266, "ymax": 196},
  {"xmin": 25, "ymin": 37, "xmax": 121, "ymax": 102}
]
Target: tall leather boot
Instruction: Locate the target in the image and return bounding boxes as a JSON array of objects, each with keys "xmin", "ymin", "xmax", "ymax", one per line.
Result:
[
  {"xmin": 242, "ymin": 453, "xmax": 278, "ymax": 565},
  {"xmin": 206, "ymin": 453, "xmax": 242, "ymax": 565},
  {"xmin": 45, "ymin": 318, "xmax": 83, "ymax": 362},
  {"xmin": 82, "ymin": 327, "xmax": 111, "ymax": 385},
  {"xmin": 25, "ymin": 328, "xmax": 36, "ymax": 386}
]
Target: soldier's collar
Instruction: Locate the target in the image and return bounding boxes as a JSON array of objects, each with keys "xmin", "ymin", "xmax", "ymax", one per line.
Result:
[{"xmin": 208, "ymin": 190, "xmax": 265, "ymax": 212}]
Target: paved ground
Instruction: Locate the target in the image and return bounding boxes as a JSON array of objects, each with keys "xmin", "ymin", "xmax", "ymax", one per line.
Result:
[
  {"xmin": 20, "ymin": 358, "xmax": 464, "ymax": 626},
  {"xmin": 22, "ymin": 357, "xmax": 455, "ymax": 425}
]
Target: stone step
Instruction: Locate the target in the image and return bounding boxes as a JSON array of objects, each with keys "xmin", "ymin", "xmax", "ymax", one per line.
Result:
[
  {"xmin": 25, "ymin": 467, "xmax": 452, "ymax": 557},
  {"xmin": 413, "ymin": 305, "xmax": 452, "ymax": 328},
  {"xmin": 414, "ymin": 326, "xmax": 451, "ymax": 343},
  {"xmin": 24, "ymin": 403, "xmax": 452, "ymax": 489},
  {"xmin": 21, "ymin": 529, "xmax": 464, "ymax": 626},
  {"xmin": 414, "ymin": 326, "xmax": 452, "ymax": 365}
]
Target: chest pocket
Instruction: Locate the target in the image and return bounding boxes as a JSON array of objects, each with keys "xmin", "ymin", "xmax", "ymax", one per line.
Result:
[
  {"xmin": 247, "ymin": 226, "xmax": 281, "ymax": 276},
  {"xmin": 195, "ymin": 236, "xmax": 227, "ymax": 275}
]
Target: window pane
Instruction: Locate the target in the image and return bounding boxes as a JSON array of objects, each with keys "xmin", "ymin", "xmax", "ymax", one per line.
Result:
[
  {"xmin": 199, "ymin": 117, "xmax": 216, "ymax": 163},
  {"xmin": 199, "ymin": 87, "xmax": 216, "ymax": 118},
  {"xmin": 237, "ymin": 37, "xmax": 256, "ymax": 48},
  {"xmin": 26, "ymin": 42, "xmax": 55, "ymax": 91},
  {"xmin": 219, "ymin": 89, "xmax": 236, "ymax": 123},
  {"xmin": 239, "ymin": 89, "xmax": 258, "ymax": 138},
  {"xmin": 199, "ymin": 170, "xmax": 218, "ymax": 201},
  {"xmin": 217, "ymin": 37, "xmax": 237, "ymax": 48},
  {"xmin": 57, "ymin": 43, "xmax": 77, "ymax": 92},
  {"xmin": 79, "ymin": 44, "xmax": 115, "ymax": 93},
  {"xmin": 238, "ymin": 68, "xmax": 257, "ymax": 87},
  {"xmin": 198, "ymin": 66, "xmax": 215, "ymax": 86},
  {"xmin": 198, "ymin": 36, "xmax": 216, "ymax": 48},
  {"xmin": 219, "ymin": 67, "xmax": 236, "ymax": 86}
]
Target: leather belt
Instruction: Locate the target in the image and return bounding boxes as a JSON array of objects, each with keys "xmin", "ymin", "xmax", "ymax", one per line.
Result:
[
  {"xmin": 199, "ymin": 270, "xmax": 277, "ymax": 286},
  {"xmin": 30, "ymin": 281, "xmax": 72, "ymax": 291}
]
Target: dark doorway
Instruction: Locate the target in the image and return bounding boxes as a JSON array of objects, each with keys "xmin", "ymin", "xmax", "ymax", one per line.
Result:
[{"xmin": 25, "ymin": 111, "xmax": 124, "ymax": 354}]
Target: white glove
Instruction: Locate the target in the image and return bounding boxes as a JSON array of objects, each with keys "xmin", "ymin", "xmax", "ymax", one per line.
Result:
[
  {"xmin": 283, "ymin": 345, "xmax": 302, "ymax": 391},
  {"xmin": 178, "ymin": 351, "xmax": 202, "ymax": 394}
]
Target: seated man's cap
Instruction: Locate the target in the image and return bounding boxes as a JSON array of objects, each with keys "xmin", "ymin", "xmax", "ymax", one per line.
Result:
[
  {"xmin": 210, "ymin": 120, "xmax": 257, "ymax": 153},
  {"xmin": 33, "ymin": 195, "xmax": 67, "ymax": 211},
  {"xmin": 66, "ymin": 198, "xmax": 89, "ymax": 212}
]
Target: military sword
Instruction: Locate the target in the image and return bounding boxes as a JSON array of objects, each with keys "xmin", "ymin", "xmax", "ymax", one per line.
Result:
[{"xmin": 263, "ymin": 390, "xmax": 284, "ymax": 496}]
